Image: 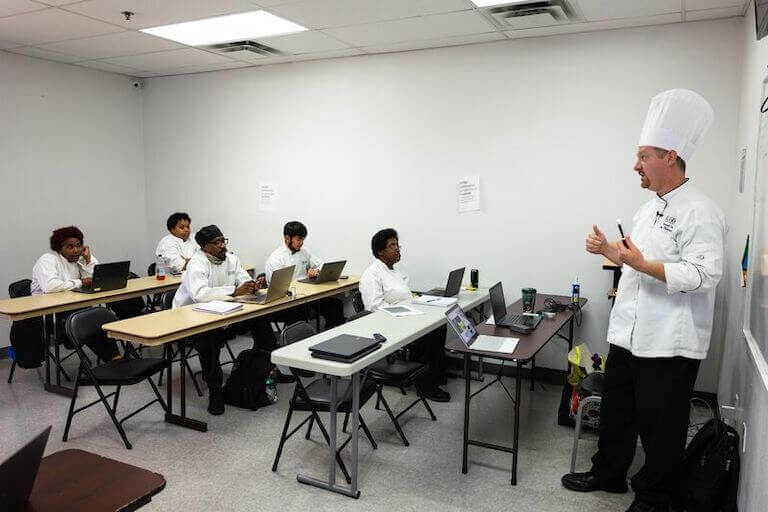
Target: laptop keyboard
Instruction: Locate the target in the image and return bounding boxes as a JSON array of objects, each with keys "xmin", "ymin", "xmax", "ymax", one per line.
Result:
[{"xmin": 504, "ymin": 314, "xmax": 534, "ymax": 326}]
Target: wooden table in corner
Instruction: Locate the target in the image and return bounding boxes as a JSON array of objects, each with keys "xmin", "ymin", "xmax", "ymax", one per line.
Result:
[{"xmin": 445, "ymin": 293, "xmax": 587, "ymax": 485}]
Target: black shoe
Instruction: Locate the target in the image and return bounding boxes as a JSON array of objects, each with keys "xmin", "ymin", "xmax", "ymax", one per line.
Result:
[
  {"xmin": 561, "ymin": 472, "xmax": 628, "ymax": 493},
  {"xmin": 273, "ymin": 369, "xmax": 296, "ymax": 384},
  {"xmin": 208, "ymin": 388, "xmax": 225, "ymax": 415},
  {"xmin": 626, "ymin": 500, "xmax": 671, "ymax": 512},
  {"xmin": 423, "ymin": 387, "xmax": 451, "ymax": 402}
]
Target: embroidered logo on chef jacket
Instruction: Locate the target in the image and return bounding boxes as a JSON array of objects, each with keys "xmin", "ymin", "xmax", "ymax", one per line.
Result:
[{"xmin": 660, "ymin": 215, "xmax": 677, "ymax": 233}]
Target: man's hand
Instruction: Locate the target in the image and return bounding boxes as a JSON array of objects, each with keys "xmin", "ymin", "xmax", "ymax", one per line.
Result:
[
  {"xmin": 617, "ymin": 235, "xmax": 646, "ymax": 271},
  {"xmin": 81, "ymin": 277, "xmax": 93, "ymax": 288},
  {"xmin": 255, "ymin": 276, "xmax": 267, "ymax": 289},
  {"xmin": 307, "ymin": 268, "xmax": 320, "ymax": 279},
  {"xmin": 586, "ymin": 225, "xmax": 608, "ymax": 255},
  {"xmin": 233, "ymin": 281, "xmax": 257, "ymax": 297},
  {"xmin": 82, "ymin": 246, "xmax": 91, "ymax": 264}
]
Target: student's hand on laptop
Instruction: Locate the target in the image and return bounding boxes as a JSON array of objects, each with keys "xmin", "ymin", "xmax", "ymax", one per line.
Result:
[
  {"xmin": 307, "ymin": 268, "xmax": 320, "ymax": 279},
  {"xmin": 81, "ymin": 246, "xmax": 91, "ymax": 264},
  {"xmin": 255, "ymin": 276, "xmax": 267, "ymax": 289},
  {"xmin": 81, "ymin": 277, "xmax": 93, "ymax": 289},
  {"xmin": 233, "ymin": 281, "xmax": 257, "ymax": 297}
]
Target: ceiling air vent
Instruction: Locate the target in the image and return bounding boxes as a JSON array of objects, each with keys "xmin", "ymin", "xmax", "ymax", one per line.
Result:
[
  {"xmin": 205, "ymin": 40, "xmax": 285, "ymax": 58},
  {"xmin": 483, "ymin": 1, "xmax": 583, "ymax": 30}
]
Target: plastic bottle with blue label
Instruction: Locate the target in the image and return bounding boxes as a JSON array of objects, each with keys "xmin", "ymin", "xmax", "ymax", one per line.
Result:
[
  {"xmin": 571, "ymin": 277, "xmax": 580, "ymax": 305},
  {"xmin": 265, "ymin": 369, "xmax": 277, "ymax": 403}
]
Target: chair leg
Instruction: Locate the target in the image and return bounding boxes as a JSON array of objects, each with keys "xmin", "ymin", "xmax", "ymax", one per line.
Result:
[
  {"xmin": 112, "ymin": 386, "xmax": 121, "ymax": 413},
  {"xmin": 358, "ymin": 414, "xmax": 377, "ymax": 449},
  {"xmin": 91, "ymin": 378, "xmax": 132, "ymax": 449},
  {"xmin": 400, "ymin": 386, "xmax": 407, "ymax": 396},
  {"xmin": 272, "ymin": 403, "xmax": 296, "ymax": 471},
  {"xmin": 183, "ymin": 349, "xmax": 203, "ymax": 397},
  {"xmin": 418, "ymin": 390, "xmax": 437, "ymax": 421},
  {"xmin": 48, "ymin": 349, "xmax": 71, "ymax": 382},
  {"xmin": 146, "ymin": 375, "xmax": 169, "ymax": 412},
  {"xmin": 62, "ymin": 368, "xmax": 82, "ymax": 442},
  {"xmin": 305, "ymin": 415, "xmax": 314, "ymax": 440},
  {"xmin": 157, "ymin": 345, "xmax": 167, "ymax": 386},
  {"xmin": 311, "ymin": 411, "xmax": 352, "ymax": 484},
  {"xmin": 223, "ymin": 341, "xmax": 236, "ymax": 362},
  {"xmin": 7, "ymin": 360, "xmax": 16, "ymax": 384},
  {"xmin": 342, "ymin": 411, "xmax": 349, "ymax": 434},
  {"xmin": 377, "ymin": 388, "xmax": 409, "ymax": 446}
]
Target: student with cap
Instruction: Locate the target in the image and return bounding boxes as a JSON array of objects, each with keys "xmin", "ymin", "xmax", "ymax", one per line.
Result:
[
  {"xmin": 561, "ymin": 89, "xmax": 727, "ymax": 512},
  {"xmin": 264, "ymin": 221, "xmax": 345, "ymax": 329},
  {"xmin": 155, "ymin": 212, "xmax": 196, "ymax": 273},
  {"xmin": 173, "ymin": 225, "xmax": 278, "ymax": 415}
]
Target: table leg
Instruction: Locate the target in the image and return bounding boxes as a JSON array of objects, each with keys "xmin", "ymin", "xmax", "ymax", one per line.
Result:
[
  {"xmin": 462, "ymin": 354, "xmax": 471, "ymax": 474},
  {"xmin": 43, "ymin": 314, "xmax": 74, "ymax": 398},
  {"xmin": 530, "ymin": 357, "xmax": 535, "ymax": 392},
  {"xmin": 44, "ymin": 314, "xmax": 50, "ymax": 385},
  {"xmin": 350, "ymin": 372, "xmax": 360, "ymax": 495},
  {"xmin": 53, "ymin": 313, "xmax": 61, "ymax": 387},
  {"xmin": 164, "ymin": 341, "xmax": 207, "ymax": 432},
  {"xmin": 512, "ymin": 361, "xmax": 522, "ymax": 485}
]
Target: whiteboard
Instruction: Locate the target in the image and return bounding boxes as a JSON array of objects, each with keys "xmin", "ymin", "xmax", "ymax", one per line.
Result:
[{"xmin": 745, "ymin": 78, "xmax": 768, "ymax": 382}]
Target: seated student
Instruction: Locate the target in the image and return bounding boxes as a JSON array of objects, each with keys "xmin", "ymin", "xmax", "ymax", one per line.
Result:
[
  {"xmin": 264, "ymin": 221, "xmax": 345, "ymax": 329},
  {"xmin": 359, "ymin": 228, "xmax": 450, "ymax": 402},
  {"xmin": 173, "ymin": 225, "xmax": 279, "ymax": 415},
  {"xmin": 31, "ymin": 226, "xmax": 122, "ymax": 362},
  {"xmin": 155, "ymin": 212, "xmax": 196, "ymax": 273}
]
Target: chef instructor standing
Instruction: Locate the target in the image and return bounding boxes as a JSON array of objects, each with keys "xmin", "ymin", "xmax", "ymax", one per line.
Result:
[{"xmin": 561, "ymin": 89, "xmax": 727, "ymax": 512}]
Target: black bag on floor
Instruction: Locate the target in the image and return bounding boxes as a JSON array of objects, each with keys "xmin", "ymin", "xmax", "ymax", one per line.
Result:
[
  {"xmin": 222, "ymin": 349, "xmax": 273, "ymax": 410},
  {"xmin": 678, "ymin": 418, "xmax": 740, "ymax": 512},
  {"xmin": 9, "ymin": 317, "xmax": 45, "ymax": 369}
]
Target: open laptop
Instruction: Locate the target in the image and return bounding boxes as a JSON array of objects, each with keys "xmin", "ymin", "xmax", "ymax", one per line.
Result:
[
  {"xmin": 489, "ymin": 281, "xmax": 542, "ymax": 334},
  {"xmin": 0, "ymin": 426, "xmax": 51, "ymax": 511},
  {"xmin": 309, "ymin": 334, "xmax": 381, "ymax": 362},
  {"xmin": 418, "ymin": 267, "xmax": 465, "ymax": 297},
  {"xmin": 72, "ymin": 261, "xmax": 130, "ymax": 293},
  {"xmin": 445, "ymin": 304, "xmax": 518, "ymax": 354},
  {"xmin": 297, "ymin": 260, "xmax": 346, "ymax": 284},
  {"xmin": 235, "ymin": 265, "xmax": 294, "ymax": 304}
]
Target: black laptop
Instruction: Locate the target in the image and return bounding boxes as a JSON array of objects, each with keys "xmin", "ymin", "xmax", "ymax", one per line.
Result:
[
  {"xmin": 297, "ymin": 260, "xmax": 346, "ymax": 284},
  {"xmin": 418, "ymin": 267, "xmax": 465, "ymax": 297},
  {"xmin": 489, "ymin": 281, "xmax": 542, "ymax": 334},
  {"xmin": 0, "ymin": 426, "xmax": 51, "ymax": 511},
  {"xmin": 72, "ymin": 261, "xmax": 130, "ymax": 293},
  {"xmin": 309, "ymin": 334, "xmax": 381, "ymax": 362}
]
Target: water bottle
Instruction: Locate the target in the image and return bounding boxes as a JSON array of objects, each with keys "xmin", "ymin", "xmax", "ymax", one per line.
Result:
[
  {"xmin": 265, "ymin": 369, "xmax": 277, "ymax": 403},
  {"xmin": 155, "ymin": 255, "xmax": 166, "ymax": 281},
  {"xmin": 571, "ymin": 276, "xmax": 580, "ymax": 305}
]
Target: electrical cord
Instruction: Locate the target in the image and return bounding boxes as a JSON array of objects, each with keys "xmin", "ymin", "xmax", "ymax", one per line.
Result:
[{"xmin": 542, "ymin": 297, "xmax": 583, "ymax": 327}]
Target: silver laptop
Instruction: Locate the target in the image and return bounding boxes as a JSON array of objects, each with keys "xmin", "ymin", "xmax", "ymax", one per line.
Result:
[
  {"xmin": 235, "ymin": 265, "xmax": 295, "ymax": 304},
  {"xmin": 297, "ymin": 260, "xmax": 346, "ymax": 284},
  {"xmin": 445, "ymin": 304, "xmax": 518, "ymax": 354}
]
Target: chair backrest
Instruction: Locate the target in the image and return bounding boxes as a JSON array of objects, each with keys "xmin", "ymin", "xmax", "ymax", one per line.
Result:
[
  {"xmin": 280, "ymin": 321, "xmax": 317, "ymax": 346},
  {"xmin": 65, "ymin": 307, "xmax": 118, "ymax": 366},
  {"xmin": 161, "ymin": 289, "xmax": 176, "ymax": 311},
  {"xmin": 147, "ymin": 262, "xmax": 156, "ymax": 276},
  {"xmin": 8, "ymin": 279, "xmax": 32, "ymax": 298},
  {"xmin": 128, "ymin": 272, "xmax": 140, "ymax": 279},
  {"xmin": 351, "ymin": 291, "xmax": 365, "ymax": 313},
  {"xmin": 346, "ymin": 310, "xmax": 372, "ymax": 322}
]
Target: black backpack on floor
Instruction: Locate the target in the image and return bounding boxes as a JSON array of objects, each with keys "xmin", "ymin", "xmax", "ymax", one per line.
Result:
[
  {"xmin": 222, "ymin": 349, "xmax": 274, "ymax": 410},
  {"xmin": 8, "ymin": 279, "xmax": 45, "ymax": 369},
  {"xmin": 678, "ymin": 419, "xmax": 740, "ymax": 512}
]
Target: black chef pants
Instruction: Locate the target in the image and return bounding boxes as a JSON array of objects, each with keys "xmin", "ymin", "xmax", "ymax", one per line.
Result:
[{"xmin": 591, "ymin": 344, "xmax": 700, "ymax": 506}]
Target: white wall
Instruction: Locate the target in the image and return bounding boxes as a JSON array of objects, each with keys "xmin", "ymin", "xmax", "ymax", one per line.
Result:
[
  {"xmin": 0, "ymin": 52, "xmax": 149, "ymax": 343},
  {"xmin": 142, "ymin": 18, "xmax": 742, "ymax": 390},
  {"xmin": 717, "ymin": 4, "xmax": 768, "ymax": 511}
]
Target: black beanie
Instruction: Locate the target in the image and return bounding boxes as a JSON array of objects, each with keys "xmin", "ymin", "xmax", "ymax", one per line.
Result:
[{"xmin": 195, "ymin": 225, "xmax": 223, "ymax": 247}]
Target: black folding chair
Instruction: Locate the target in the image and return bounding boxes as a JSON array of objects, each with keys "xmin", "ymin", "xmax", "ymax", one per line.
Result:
[
  {"xmin": 272, "ymin": 322, "xmax": 378, "ymax": 483},
  {"xmin": 63, "ymin": 307, "xmax": 168, "ymax": 449},
  {"xmin": 155, "ymin": 290, "xmax": 204, "ymax": 397}
]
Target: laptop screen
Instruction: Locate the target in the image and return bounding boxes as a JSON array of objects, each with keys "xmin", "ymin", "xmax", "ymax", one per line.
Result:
[
  {"xmin": 445, "ymin": 267, "xmax": 465, "ymax": 297},
  {"xmin": 445, "ymin": 305, "xmax": 477, "ymax": 346},
  {"xmin": 489, "ymin": 282, "xmax": 508, "ymax": 322}
]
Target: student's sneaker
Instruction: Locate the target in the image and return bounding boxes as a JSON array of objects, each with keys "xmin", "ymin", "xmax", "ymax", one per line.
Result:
[
  {"xmin": 208, "ymin": 388, "xmax": 225, "ymax": 415},
  {"xmin": 423, "ymin": 386, "xmax": 451, "ymax": 402},
  {"xmin": 561, "ymin": 471, "xmax": 628, "ymax": 493}
]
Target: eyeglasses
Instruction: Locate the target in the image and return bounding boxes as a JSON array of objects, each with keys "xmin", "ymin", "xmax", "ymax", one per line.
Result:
[{"xmin": 208, "ymin": 238, "xmax": 229, "ymax": 246}]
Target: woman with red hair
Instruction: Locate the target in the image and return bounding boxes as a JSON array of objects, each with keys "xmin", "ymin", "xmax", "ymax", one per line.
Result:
[{"xmin": 31, "ymin": 226, "xmax": 120, "ymax": 361}]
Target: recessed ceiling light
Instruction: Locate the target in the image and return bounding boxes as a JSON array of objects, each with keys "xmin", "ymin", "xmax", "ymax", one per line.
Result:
[
  {"xmin": 471, "ymin": 0, "xmax": 530, "ymax": 7},
  {"xmin": 141, "ymin": 11, "xmax": 307, "ymax": 46}
]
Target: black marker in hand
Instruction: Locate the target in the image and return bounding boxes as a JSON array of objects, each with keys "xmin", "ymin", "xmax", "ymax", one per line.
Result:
[{"xmin": 617, "ymin": 218, "xmax": 629, "ymax": 248}]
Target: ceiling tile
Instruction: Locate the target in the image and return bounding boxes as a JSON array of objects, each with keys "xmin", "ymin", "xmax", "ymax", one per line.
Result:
[
  {"xmin": 101, "ymin": 47, "xmax": 236, "ymax": 71},
  {"xmin": 289, "ymin": 47, "xmax": 364, "ymax": 61},
  {"xmin": 62, "ymin": 0, "xmax": 265, "ymax": 30},
  {"xmin": 74, "ymin": 59, "xmax": 143, "ymax": 74},
  {"xmin": 361, "ymin": 31, "xmax": 504, "ymax": 54},
  {"xmin": 155, "ymin": 60, "xmax": 253, "ymax": 76},
  {"xmin": 504, "ymin": 13, "xmax": 682, "ymax": 39},
  {"xmin": 578, "ymin": 0, "xmax": 681, "ymax": 22},
  {"xmin": 685, "ymin": 0, "xmax": 745, "ymax": 10},
  {"xmin": 39, "ymin": 30, "xmax": 184, "ymax": 59},
  {"xmin": 0, "ymin": 0, "xmax": 47, "ymax": 18},
  {"xmin": 0, "ymin": 8, "xmax": 124, "ymax": 45},
  {"xmin": 685, "ymin": 6, "xmax": 744, "ymax": 20},
  {"xmin": 32, "ymin": 0, "xmax": 86, "ymax": 5},
  {"xmin": 6, "ymin": 45, "xmax": 84, "ymax": 62},
  {"xmin": 269, "ymin": 0, "xmax": 472, "ymax": 30},
  {"xmin": 258, "ymin": 30, "xmax": 349, "ymax": 54},
  {"xmin": 324, "ymin": 10, "xmax": 495, "ymax": 47}
]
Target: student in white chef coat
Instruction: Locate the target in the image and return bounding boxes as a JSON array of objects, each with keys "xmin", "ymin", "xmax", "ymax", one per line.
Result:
[
  {"xmin": 264, "ymin": 221, "xmax": 345, "ymax": 329},
  {"xmin": 359, "ymin": 228, "xmax": 451, "ymax": 403},
  {"xmin": 562, "ymin": 90, "xmax": 727, "ymax": 512},
  {"xmin": 31, "ymin": 225, "xmax": 122, "ymax": 361},
  {"xmin": 155, "ymin": 212, "xmax": 196, "ymax": 273}
]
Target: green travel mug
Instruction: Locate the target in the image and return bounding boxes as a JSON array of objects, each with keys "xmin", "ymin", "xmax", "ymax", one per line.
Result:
[{"xmin": 522, "ymin": 288, "xmax": 537, "ymax": 313}]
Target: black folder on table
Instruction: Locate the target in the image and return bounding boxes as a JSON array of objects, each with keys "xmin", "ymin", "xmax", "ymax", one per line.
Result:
[{"xmin": 309, "ymin": 334, "xmax": 381, "ymax": 362}]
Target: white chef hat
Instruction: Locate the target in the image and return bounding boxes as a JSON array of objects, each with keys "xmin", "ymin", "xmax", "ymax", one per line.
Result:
[{"xmin": 638, "ymin": 88, "xmax": 714, "ymax": 162}]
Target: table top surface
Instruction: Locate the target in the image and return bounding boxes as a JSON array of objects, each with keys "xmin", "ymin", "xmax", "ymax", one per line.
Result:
[
  {"xmin": 102, "ymin": 278, "xmax": 360, "ymax": 346},
  {"xmin": 445, "ymin": 294, "xmax": 587, "ymax": 362},
  {"xmin": 26, "ymin": 449, "xmax": 165, "ymax": 512},
  {"xmin": 271, "ymin": 288, "xmax": 490, "ymax": 377},
  {"xmin": 0, "ymin": 276, "xmax": 182, "ymax": 321}
]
